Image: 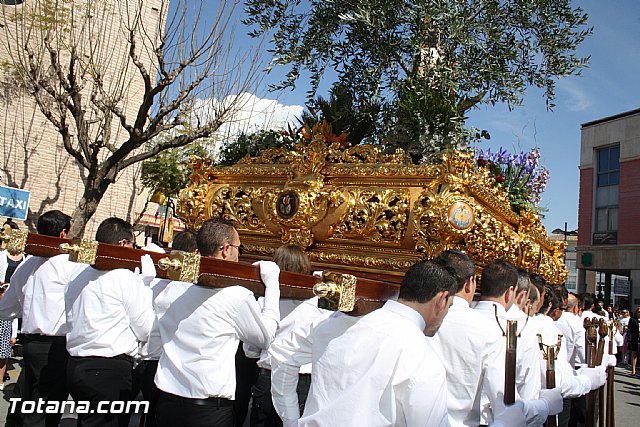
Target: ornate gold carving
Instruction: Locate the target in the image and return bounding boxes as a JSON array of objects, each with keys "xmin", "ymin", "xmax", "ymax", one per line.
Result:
[
  {"xmin": 309, "ymin": 250, "xmax": 416, "ymax": 271},
  {"xmin": 332, "ymin": 188, "xmax": 410, "ymax": 243},
  {"xmin": 157, "ymin": 251, "xmax": 201, "ymax": 283},
  {"xmin": 58, "ymin": 239, "xmax": 99, "ymax": 265},
  {"xmin": 314, "ymin": 271, "xmax": 357, "ymax": 312},
  {"xmin": 1, "ymin": 229, "xmax": 28, "ymax": 254},
  {"xmin": 209, "ymin": 186, "xmax": 266, "ymax": 232},
  {"xmin": 177, "ymin": 145, "xmax": 567, "ymax": 284},
  {"xmin": 177, "ymin": 183, "xmax": 210, "ymax": 230}
]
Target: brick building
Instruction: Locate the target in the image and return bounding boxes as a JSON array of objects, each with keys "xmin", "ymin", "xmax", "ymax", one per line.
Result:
[
  {"xmin": 0, "ymin": 1, "xmax": 165, "ymax": 237},
  {"xmin": 577, "ymin": 108, "xmax": 640, "ymax": 309}
]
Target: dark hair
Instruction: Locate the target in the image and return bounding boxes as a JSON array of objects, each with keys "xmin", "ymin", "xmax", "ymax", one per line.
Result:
[
  {"xmin": 480, "ymin": 260, "xmax": 518, "ymax": 298},
  {"xmin": 550, "ymin": 286, "xmax": 564, "ymax": 311},
  {"xmin": 398, "ymin": 259, "xmax": 458, "ymax": 304},
  {"xmin": 582, "ymin": 293, "xmax": 595, "ymax": 311},
  {"xmin": 529, "ymin": 273, "xmax": 545, "ymax": 295},
  {"xmin": 436, "ymin": 250, "xmax": 476, "ymax": 293},
  {"xmin": 36, "ymin": 210, "xmax": 71, "ymax": 237},
  {"xmin": 273, "ymin": 244, "xmax": 311, "ymax": 275},
  {"xmin": 196, "ymin": 219, "xmax": 236, "ymax": 257},
  {"xmin": 2, "ymin": 219, "xmax": 18, "ymax": 230},
  {"xmin": 553, "ymin": 284, "xmax": 568, "ymax": 304},
  {"xmin": 95, "ymin": 217, "xmax": 133, "ymax": 245},
  {"xmin": 516, "ymin": 268, "xmax": 531, "ymax": 294},
  {"xmin": 171, "ymin": 230, "xmax": 198, "ymax": 252},
  {"xmin": 529, "ymin": 285, "xmax": 540, "ymax": 306},
  {"xmin": 539, "ymin": 284, "xmax": 555, "ymax": 313}
]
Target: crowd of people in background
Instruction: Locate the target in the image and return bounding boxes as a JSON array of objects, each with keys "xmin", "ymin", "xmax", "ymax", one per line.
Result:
[{"xmin": 0, "ymin": 211, "xmax": 637, "ymax": 427}]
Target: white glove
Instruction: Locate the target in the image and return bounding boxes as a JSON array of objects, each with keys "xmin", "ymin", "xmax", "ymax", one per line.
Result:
[
  {"xmin": 539, "ymin": 387, "xmax": 563, "ymax": 415},
  {"xmin": 136, "ymin": 254, "xmax": 157, "ymax": 286},
  {"xmin": 141, "ymin": 254, "xmax": 156, "ymax": 276},
  {"xmin": 491, "ymin": 398, "xmax": 526, "ymax": 427},
  {"xmin": 579, "ymin": 366, "xmax": 606, "ymax": 390},
  {"xmin": 253, "ymin": 260, "xmax": 281, "ymax": 289},
  {"xmin": 607, "ymin": 354, "xmax": 617, "ymax": 367}
]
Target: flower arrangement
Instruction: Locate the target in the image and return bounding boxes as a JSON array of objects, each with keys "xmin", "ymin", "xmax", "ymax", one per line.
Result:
[{"xmin": 476, "ymin": 147, "xmax": 550, "ymax": 214}]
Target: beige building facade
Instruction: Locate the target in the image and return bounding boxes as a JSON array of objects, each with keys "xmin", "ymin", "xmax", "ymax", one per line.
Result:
[{"xmin": 0, "ymin": 0, "xmax": 165, "ymax": 237}]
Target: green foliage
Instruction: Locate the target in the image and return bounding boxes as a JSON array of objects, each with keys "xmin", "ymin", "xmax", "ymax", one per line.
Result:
[
  {"xmin": 140, "ymin": 142, "xmax": 208, "ymax": 198},
  {"xmin": 299, "ymin": 85, "xmax": 379, "ymax": 145},
  {"xmin": 218, "ymin": 129, "xmax": 299, "ymax": 166},
  {"xmin": 244, "ymin": 0, "xmax": 591, "ymax": 149}
]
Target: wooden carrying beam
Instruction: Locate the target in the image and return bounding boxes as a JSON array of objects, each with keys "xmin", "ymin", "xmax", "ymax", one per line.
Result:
[{"xmin": 2, "ymin": 231, "xmax": 399, "ymax": 315}]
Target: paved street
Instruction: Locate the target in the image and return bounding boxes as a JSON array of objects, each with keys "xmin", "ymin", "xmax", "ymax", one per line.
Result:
[{"xmin": 1, "ymin": 353, "xmax": 639, "ymax": 426}]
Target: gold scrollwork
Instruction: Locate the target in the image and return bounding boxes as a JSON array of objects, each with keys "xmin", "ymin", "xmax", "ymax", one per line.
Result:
[
  {"xmin": 332, "ymin": 188, "xmax": 410, "ymax": 243},
  {"xmin": 209, "ymin": 186, "xmax": 266, "ymax": 232},
  {"xmin": 176, "ymin": 145, "xmax": 567, "ymax": 282}
]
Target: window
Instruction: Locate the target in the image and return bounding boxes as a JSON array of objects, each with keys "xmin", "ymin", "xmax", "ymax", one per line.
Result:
[
  {"xmin": 595, "ymin": 146, "xmax": 619, "ymax": 232},
  {"xmin": 597, "ymin": 145, "xmax": 620, "ymax": 186}
]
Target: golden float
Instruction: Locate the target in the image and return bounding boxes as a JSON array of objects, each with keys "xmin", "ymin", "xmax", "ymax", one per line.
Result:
[{"xmin": 176, "ymin": 138, "xmax": 567, "ymax": 284}]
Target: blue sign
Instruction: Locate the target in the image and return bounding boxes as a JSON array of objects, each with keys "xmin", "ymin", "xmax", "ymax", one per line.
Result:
[{"xmin": 0, "ymin": 185, "xmax": 31, "ymax": 221}]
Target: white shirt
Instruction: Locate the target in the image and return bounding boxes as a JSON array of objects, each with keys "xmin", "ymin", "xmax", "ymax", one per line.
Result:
[
  {"xmin": 619, "ymin": 317, "xmax": 630, "ymax": 329},
  {"xmin": 475, "ymin": 302, "xmax": 542, "ymax": 425},
  {"xmin": 0, "ymin": 254, "xmax": 86, "ymax": 336},
  {"xmin": 555, "ymin": 311, "xmax": 586, "ymax": 368},
  {"xmin": 140, "ymin": 278, "xmax": 177, "ymax": 361},
  {"xmin": 430, "ymin": 296, "xmax": 504, "ymax": 427},
  {"xmin": 257, "ymin": 297, "xmax": 332, "ymax": 374},
  {"xmin": 65, "ymin": 267, "xmax": 154, "ymax": 357},
  {"xmin": 270, "ymin": 300, "xmax": 450, "ymax": 427},
  {"xmin": 154, "ymin": 282, "xmax": 280, "ymax": 399}
]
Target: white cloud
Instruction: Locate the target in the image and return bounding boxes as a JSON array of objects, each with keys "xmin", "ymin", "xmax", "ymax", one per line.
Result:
[
  {"xmin": 214, "ymin": 92, "xmax": 303, "ymax": 138},
  {"xmin": 556, "ymin": 79, "xmax": 592, "ymax": 112},
  {"xmin": 190, "ymin": 93, "xmax": 304, "ymax": 156}
]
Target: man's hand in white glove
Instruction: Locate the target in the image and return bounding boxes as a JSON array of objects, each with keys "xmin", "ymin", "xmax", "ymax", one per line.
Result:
[
  {"xmin": 580, "ymin": 366, "xmax": 607, "ymax": 390},
  {"xmin": 141, "ymin": 254, "xmax": 156, "ymax": 276},
  {"xmin": 539, "ymin": 387, "xmax": 563, "ymax": 415},
  {"xmin": 135, "ymin": 254, "xmax": 157, "ymax": 286},
  {"xmin": 606, "ymin": 354, "xmax": 617, "ymax": 368},
  {"xmin": 491, "ymin": 396, "xmax": 526, "ymax": 427},
  {"xmin": 253, "ymin": 260, "xmax": 281, "ymax": 288}
]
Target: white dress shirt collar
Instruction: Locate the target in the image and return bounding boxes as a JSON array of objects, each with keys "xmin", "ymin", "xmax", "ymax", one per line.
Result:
[
  {"xmin": 382, "ymin": 299, "xmax": 426, "ymax": 332},
  {"xmin": 451, "ymin": 295, "xmax": 470, "ymax": 308},
  {"xmin": 474, "ymin": 300, "xmax": 507, "ymax": 316}
]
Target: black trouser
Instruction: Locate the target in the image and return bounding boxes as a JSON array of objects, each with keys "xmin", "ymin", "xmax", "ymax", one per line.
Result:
[
  {"xmin": 557, "ymin": 397, "xmax": 572, "ymax": 427},
  {"xmin": 569, "ymin": 394, "xmax": 587, "ymax": 427},
  {"xmin": 134, "ymin": 360, "xmax": 160, "ymax": 427},
  {"xmin": 155, "ymin": 390, "xmax": 234, "ymax": 427},
  {"xmin": 250, "ymin": 368, "xmax": 312, "ymax": 427},
  {"xmin": 5, "ymin": 361, "xmax": 26, "ymax": 427},
  {"xmin": 234, "ymin": 342, "xmax": 259, "ymax": 427},
  {"xmin": 20, "ymin": 334, "xmax": 70, "ymax": 427},
  {"xmin": 67, "ymin": 355, "xmax": 134, "ymax": 427}
]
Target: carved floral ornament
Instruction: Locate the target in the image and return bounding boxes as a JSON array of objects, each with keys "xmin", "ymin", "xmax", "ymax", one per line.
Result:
[{"xmin": 177, "ymin": 142, "xmax": 567, "ymax": 284}]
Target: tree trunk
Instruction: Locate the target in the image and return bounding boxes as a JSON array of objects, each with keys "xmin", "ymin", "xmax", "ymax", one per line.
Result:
[{"xmin": 67, "ymin": 170, "xmax": 115, "ymax": 238}]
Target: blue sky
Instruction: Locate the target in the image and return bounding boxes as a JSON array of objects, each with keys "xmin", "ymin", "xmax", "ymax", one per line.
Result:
[
  {"xmin": 466, "ymin": 0, "xmax": 640, "ymax": 232},
  {"xmin": 221, "ymin": 1, "xmax": 640, "ymax": 233}
]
